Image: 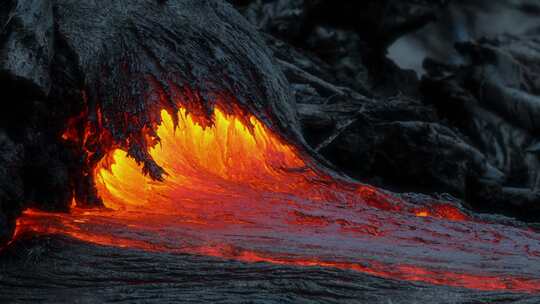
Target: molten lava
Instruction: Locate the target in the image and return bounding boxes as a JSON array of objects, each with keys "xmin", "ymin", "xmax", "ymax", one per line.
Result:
[
  {"xmin": 10, "ymin": 105, "xmax": 540, "ymax": 293},
  {"xmin": 96, "ymin": 107, "xmax": 315, "ymax": 211}
]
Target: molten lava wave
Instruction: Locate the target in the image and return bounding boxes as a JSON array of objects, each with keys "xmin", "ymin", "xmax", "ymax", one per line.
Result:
[{"xmin": 13, "ymin": 106, "xmax": 540, "ymax": 293}]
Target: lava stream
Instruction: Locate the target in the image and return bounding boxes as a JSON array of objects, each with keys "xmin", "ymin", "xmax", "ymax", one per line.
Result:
[{"xmin": 12, "ymin": 106, "xmax": 540, "ymax": 293}]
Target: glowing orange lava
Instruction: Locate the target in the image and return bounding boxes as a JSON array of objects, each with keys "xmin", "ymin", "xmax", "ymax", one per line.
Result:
[
  {"xmin": 96, "ymin": 108, "xmax": 312, "ymax": 211},
  {"xmin": 9, "ymin": 105, "xmax": 540, "ymax": 294}
]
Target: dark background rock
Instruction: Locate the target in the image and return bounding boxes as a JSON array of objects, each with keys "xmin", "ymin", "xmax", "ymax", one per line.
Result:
[
  {"xmin": 232, "ymin": 0, "xmax": 540, "ymax": 221},
  {"xmin": 0, "ymin": 0, "xmax": 77, "ymax": 243},
  {"xmin": 389, "ymin": 0, "xmax": 540, "ymax": 73},
  {"xmin": 0, "ymin": 131, "xmax": 23, "ymax": 244},
  {"xmin": 233, "ymin": 0, "xmax": 449, "ymax": 97},
  {"xmin": 422, "ymin": 34, "xmax": 540, "ymax": 220}
]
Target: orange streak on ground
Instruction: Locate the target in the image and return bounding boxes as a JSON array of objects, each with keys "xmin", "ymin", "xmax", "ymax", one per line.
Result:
[{"xmin": 14, "ymin": 208, "xmax": 540, "ymax": 293}]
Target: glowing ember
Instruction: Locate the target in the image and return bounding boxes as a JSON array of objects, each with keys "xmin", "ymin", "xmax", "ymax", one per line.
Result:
[
  {"xmin": 414, "ymin": 204, "xmax": 469, "ymax": 221},
  {"xmin": 10, "ymin": 105, "xmax": 540, "ymax": 293},
  {"xmin": 416, "ymin": 211, "xmax": 429, "ymax": 217}
]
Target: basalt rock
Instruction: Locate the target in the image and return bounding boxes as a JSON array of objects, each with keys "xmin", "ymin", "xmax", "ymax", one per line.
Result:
[
  {"xmin": 422, "ymin": 33, "xmax": 540, "ymax": 220},
  {"xmin": 260, "ymin": 16, "xmax": 489, "ymax": 204},
  {"xmin": 236, "ymin": 0, "xmax": 448, "ymax": 49},
  {"xmin": 234, "ymin": 0, "xmax": 451, "ymax": 97},
  {"xmin": 239, "ymin": 0, "xmax": 540, "ymax": 221},
  {"xmin": 281, "ymin": 55, "xmax": 499, "ymax": 197},
  {"xmin": 0, "ymin": 131, "xmax": 23, "ymax": 244},
  {"xmin": 0, "ymin": 0, "xmax": 80, "ymax": 244}
]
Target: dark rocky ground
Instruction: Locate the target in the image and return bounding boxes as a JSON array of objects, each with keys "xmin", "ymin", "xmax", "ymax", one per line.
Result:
[
  {"xmin": 2, "ymin": 234, "xmax": 540, "ymax": 304},
  {"xmin": 1, "ymin": 0, "xmax": 540, "ymax": 303}
]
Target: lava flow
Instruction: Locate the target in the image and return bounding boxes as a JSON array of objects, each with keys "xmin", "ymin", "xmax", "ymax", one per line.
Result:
[{"xmin": 12, "ymin": 104, "xmax": 540, "ymax": 293}]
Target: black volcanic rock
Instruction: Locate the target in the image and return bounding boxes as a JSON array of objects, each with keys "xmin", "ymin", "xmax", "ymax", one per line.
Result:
[
  {"xmin": 0, "ymin": 131, "xmax": 23, "ymax": 244},
  {"xmin": 236, "ymin": 0, "xmax": 540, "ymax": 221},
  {"xmin": 422, "ymin": 34, "xmax": 540, "ymax": 220},
  {"xmin": 235, "ymin": 0, "xmax": 448, "ymax": 97},
  {"xmin": 282, "ymin": 57, "xmax": 498, "ymax": 196},
  {"xmin": 0, "ymin": 0, "xmax": 54, "ymax": 97},
  {"xmin": 236, "ymin": 0, "xmax": 448, "ymax": 49}
]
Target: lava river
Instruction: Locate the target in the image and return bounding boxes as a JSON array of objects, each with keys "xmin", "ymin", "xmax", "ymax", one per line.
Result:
[{"xmin": 12, "ymin": 106, "xmax": 540, "ymax": 293}]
